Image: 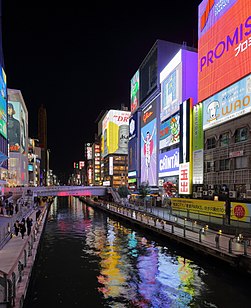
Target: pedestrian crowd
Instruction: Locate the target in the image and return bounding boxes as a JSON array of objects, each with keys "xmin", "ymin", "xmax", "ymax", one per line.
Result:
[
  {"xmin": 13, "ymin": 216, "xmax": 33, "ymax": 239},
  {"xmin": 0, "ymin": 196, "xmax": 25, "ymax": 216}
]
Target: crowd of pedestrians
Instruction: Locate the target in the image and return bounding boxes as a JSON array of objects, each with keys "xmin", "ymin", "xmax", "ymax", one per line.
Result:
[{"xmin": 13, "ymin": 216, "xmax": 33, "ymax": 239}]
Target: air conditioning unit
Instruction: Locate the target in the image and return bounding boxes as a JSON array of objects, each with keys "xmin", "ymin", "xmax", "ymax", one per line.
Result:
[
  {"xmin": 197, "ymin": 187, "xmax": 203, "ymax": 192},
  {"xmin": 197, "ymin": 192, "xmax": 202, "ymax": 198},
  {"xmin": 246, "ymin": 190, "xmax": 251, "ymax": 198},
  {"xmin": 240, "ymin": 193, "xmax": 246, "ymax": 199},
  {"xmin": 208, "ymin": 190, "xmax": 214, "ymax": 196},
  {"xmin": 193, "ymin": 192, "xmax": 198, "ymax": 198},
  {"xmin": 209, "ymin": 184, "xmax": 214, "ymax": 189},
  {"xmin": 203, "ymin": 191, "xmax": 208, "ymax": 196},
  {"xmin": 229, "ymin": 191, "xmax": 237, "ymax": 198}
]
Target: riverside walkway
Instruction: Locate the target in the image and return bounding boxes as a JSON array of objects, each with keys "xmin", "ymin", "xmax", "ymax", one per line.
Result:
[
  {"xmin": 82, "ymin": 197, "xmax": 251, "ymax": 273},
  {"xmin": 0, "ymin": 200, "xmax": 49, "ymax": 308},
  {"xmin": 1, "ymin": 194, "xmax": 251, "ymax": 307}
]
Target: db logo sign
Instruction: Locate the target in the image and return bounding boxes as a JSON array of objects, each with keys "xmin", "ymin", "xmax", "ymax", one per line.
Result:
[{"xmin": 234, "ymin": 205, "xmax": 245, "ymax": 219}]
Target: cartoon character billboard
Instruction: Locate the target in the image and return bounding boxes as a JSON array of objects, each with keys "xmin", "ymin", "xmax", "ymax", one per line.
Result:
[
  {"xmin": 203, "ymin": 74, "xmax": 251, "ymax": 130},
  {"xmin": 141, "ymin": 118, "xmax": 157, "ymax": 186},
  {"xmin": 159, "ymin": 113, "xmax": 180, "ymax": 150}
]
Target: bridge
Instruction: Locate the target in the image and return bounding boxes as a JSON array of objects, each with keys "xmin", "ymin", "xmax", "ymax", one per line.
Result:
[{"xmin": 4, "ymin": 185, "xmax": 108, "ymax": 198}]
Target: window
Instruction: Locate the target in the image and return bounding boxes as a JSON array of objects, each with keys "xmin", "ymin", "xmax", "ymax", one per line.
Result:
[
  {"xmin": 206, "ymin": 137, "xmax": 216, "ymax": 149},
  {"xmin": 235, "ymin": 156, "xmax": 248, "ymax": 169},
  {"xmin": 219, "ymin": 132, "xmax": 229, "ymax": 147},
  {"xmin": 219, "ymin": 159, "xmax": 230, "ymax": 171},
  {"xmin": 235, "ymin": 127, "xmax": 248, "ymax": 143},
  {"xmin": 206, "ymin": 161, "xmax": 214, "ymax": 172}
]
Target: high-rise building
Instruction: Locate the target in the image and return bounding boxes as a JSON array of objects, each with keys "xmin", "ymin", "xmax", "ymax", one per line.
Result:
[
  {"xmin": 0, "ymin": 4, "xmax": 8, "ymax": 193},
  {"xmin": 7, "ymin": 89, "xmax": 29, "ymax": 186},
  {"xmin": 37, "ymin": 104, "xmax": 48, "ymax": 185}
]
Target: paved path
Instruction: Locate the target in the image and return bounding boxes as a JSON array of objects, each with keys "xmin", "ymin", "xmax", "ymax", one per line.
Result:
[{"xmin": 91, "ymin": 200, "xmax": 251, "ymax": 260}]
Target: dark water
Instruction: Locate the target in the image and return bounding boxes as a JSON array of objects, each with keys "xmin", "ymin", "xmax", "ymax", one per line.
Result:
[{"xmin": 24, "ymin": 197, "xmax": 251, "ymax": 308}]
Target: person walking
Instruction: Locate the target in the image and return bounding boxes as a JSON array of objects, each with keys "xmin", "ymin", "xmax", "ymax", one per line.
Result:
[
  {"xmin": 19, "ymin": 219, "xmax": 26, "ymax": 239},
  {"xmin": 26, "ymin": 216, "xmax": 33, "ymax": 236},
  {"xmin": 36, "ymin": 208, "xmax": 42, "ymax": 221},
  {"xmin": 14, "ymin": 220, "xmax": 20, "ymax": 236}
]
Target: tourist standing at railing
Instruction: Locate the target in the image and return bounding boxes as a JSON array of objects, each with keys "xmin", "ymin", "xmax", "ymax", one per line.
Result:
[
  {"xmin": 26, "ymin": 217, "xmax": 33, "ymax": 236},
  {"xmin": 14, "ymin": 220, "xmax": 20, "ymax": 236},
  {"xmin": 9, "ymin": 201, "xmax": 14, "ymax": 216},
  {"xmin": 19, "ymin": 218, "xmax": 26, "ymax": 239}
]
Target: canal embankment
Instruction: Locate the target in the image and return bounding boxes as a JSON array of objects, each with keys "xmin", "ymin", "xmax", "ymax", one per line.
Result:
[
  {"xmin": 80, "ymin": 197, "xmax": 251, "ymax": 275},
  {"xmin": 0, "ymin": 204, "xmax": 49, "ymax": 308}
]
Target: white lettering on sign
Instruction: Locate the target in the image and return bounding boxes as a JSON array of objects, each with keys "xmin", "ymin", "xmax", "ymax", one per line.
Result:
[{"xmin": 159, "ymin": 152, "xmax": 179, "ymax": 171}]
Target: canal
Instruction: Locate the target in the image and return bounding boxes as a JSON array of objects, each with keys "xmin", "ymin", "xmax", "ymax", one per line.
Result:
[{"xmin": 23, "ymin": 196, "xmax": 251, "ymax": 308}]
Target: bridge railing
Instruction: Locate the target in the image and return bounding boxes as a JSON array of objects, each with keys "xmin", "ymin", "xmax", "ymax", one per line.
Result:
[{"xmin": 4, "ymin": 186, "xmax": 108, "ymax": 197}]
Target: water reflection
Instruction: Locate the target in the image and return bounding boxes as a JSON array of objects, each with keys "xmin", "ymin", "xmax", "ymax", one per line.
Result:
[{"xmin": 24, "ymin": 197, "xmax": 250, "ymax": 308}]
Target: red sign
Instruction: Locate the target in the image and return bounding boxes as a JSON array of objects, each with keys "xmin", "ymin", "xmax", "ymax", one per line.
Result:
[{"xmin": 198, "ymin": 0, "xmax": 251, "ymax": 102}]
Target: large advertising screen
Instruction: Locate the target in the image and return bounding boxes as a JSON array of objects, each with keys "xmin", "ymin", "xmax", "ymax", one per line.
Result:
[
  {"xmin": 102, "ymin": 110, "xmax": 131, "ymax": 157},
  {"xmin": 159, "ymin": 113, "xmax": 180, "ymax": 150},
  {"xmin": 160, "ymin": 50, "xmax": 182, "ymax": 122},
  {"xmin": 130, "ymin": 70, "xmax": 139, "ymax": 114},
  {"xmin": 198, "ymin": 0, "xmax": 251, "ymax": 102},
  {"xmin": 140, "ymin": 99, "xmax": 157, "ymax": 186},
  {"xmin": 203, "ymin": 73, "xmax": 251, "ymax": 130},
  {"xmin": 8, "ymin": 101, "xmax": 22, "ymax": 153},
  {"xmin": 0, "ymin": 67, "xmax": 7, "ymax": 139},
  {"xmin": 159, "ymin": 148, "xmax": 179, "ymax": 177},
  {"xmin": 141, "ymin": 118, "xmax": 157, "ymax": 185}
]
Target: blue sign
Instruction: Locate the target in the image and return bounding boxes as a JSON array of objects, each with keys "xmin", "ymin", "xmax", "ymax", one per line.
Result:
[
  {"xmin": 203, "ymin": 74, "xmax": 251, "ymax": 130},
  {"xmin": 159, "ymin": 148, "xmax": 179, "ymax": 176}
]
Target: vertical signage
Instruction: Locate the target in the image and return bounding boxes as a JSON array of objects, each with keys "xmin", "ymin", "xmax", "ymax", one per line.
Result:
[
  {"xmin": 130, "ymin": 70, "xmax": 139, "ymax": 114},
  {"xmin": 193, "ymin": 103, "xmax": 204, "ymax": 184},
  {"xmin": 179, "ymin": 99, "xmax": 192, "ymax": 194},
  {"xmin": 179, "ymin": 162, "xmax": 191, "ymax": 194},
  {"xmin": 0, "ymin": 67, "xmax": 7, "ymax": 139},
  {"xmin": 109, "ymin": 156, "xmax": 113, "ymax": 175},
  {"xmin": 140, "ymin": 99, "xmax": 157, "ymax": 186}
]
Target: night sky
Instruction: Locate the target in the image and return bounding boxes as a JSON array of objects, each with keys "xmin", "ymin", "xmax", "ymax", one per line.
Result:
[{"xmin": 1, "ymin": 0, "xmax": 202, "ymax": 179}]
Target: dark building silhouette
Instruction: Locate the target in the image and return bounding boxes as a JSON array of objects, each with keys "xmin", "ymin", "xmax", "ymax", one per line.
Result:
[{"xmin": 38, "ymin": 104, "xmax": 48, "ymax": 185}]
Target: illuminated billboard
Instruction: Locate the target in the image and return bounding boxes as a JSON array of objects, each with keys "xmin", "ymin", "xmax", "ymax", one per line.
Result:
[
  {"xmin": 160, "ymin": 49, "xmax": 198, "ymax": 122},
  {"xmin": 8, "ymin": 89, "xmax": 28, "ymax": 154},
  {"xmin": 193, "ymin": 103, "xmax": 204, "ymax": 184},
  {"xmin": 102, "ymin": 110, "xmax": 131, "ymax": 157},
  {"xmin": 141, "ymin": 100, "xmax": 157, "ymax": 186},
  {"xmin": 160, "ymin": 52, "xmax": 182, "ymax": 122},
  {"xmin": 8, "ymin": 101, "xmax": 22, "ymax": 153},
  {"xmin": 159, "ymin": 148, "xmax": 179, "ymax": 177},
  {"xmin": 0, "ymin": 67, "xmax": 7, "ymax": 139},
  {"xmin": 129, "ymin": 113, "xmax": 137, "ymax": 141},
  {"xmin": 130, "ymin": 70, "xmax": 139, "ymax": 114},
  {"xmin": 203, "ymin": 74, "xmax": 251, "ymax": 130},
  {"xmin": 198, "ymin": 0, "xmax": 251, "ymax": 102},
  {"xmin": 159, "ymin": 113, "xmax": 180, "ymax": 150}
]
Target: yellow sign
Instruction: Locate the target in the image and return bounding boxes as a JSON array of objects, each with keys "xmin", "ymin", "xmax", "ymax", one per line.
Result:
[
  {"xmin": 171, "ymin": 198, "xmax": 225, "ymax": 217},
  {"xmin": 171, "ymin": 198, "xmax": 251, "ymax": 222}
]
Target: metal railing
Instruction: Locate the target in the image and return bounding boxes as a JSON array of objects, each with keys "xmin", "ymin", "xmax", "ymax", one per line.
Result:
[
  {"xmin": 0, "ymin": 207, "xmax": 47, "ymax": 307},
  {"xmin": 85, "ymin": 199, "xmax": 251, "ymax": 258}
]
